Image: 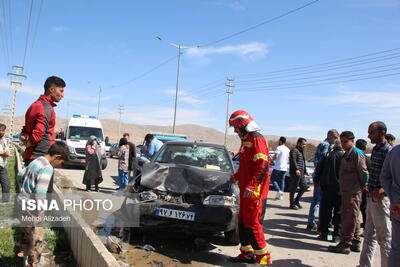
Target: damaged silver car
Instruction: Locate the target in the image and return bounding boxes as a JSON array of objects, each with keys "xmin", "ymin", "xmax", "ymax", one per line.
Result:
[{"xmin": 121, "ymin": 141, "xmax": 240, "ymax": 244}]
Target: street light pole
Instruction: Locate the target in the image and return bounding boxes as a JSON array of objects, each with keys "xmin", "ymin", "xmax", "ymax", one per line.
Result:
[
  {"xmin": 173, "ymin": 46, "xmax": 181, "ymax": 134},
  {"xmin": 156, "ymin": 36, "xmax": 200, "ymax": 134}
]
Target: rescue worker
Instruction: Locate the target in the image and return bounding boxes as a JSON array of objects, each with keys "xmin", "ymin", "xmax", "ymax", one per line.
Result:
[{"xmin": 228, "ymin": 110, "xmax": 271, "ymax": 265}]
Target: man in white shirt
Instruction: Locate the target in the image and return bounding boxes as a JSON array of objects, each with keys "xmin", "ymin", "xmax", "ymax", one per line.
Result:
[
  {"xmin": 271, "ymin": 136, "xmax": 290, "ymax": 200},
  {"xmin": 0, "ymin": 123, "xmax": 11, "ymax": 203}
]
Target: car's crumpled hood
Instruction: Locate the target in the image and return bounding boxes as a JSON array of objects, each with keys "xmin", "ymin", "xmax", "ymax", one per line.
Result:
[{"xmin": 140, "ymin": 163, "xmax": 231, "ymax": 194}]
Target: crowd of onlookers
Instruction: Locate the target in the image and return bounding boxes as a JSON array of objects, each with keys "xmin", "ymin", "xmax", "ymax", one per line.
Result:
[
  {"xmin": 270, "ymin": 124, "xmax": 399, "ymax": 266},
  {"xmin": 2, "ymin": 75, "xmax": 400, "ymax": 266}
]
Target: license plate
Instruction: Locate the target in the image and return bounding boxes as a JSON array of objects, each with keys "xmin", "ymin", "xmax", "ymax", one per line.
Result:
[{"xmin": 154, "ymin": 207, "xmax": 195, "ymax": 221}]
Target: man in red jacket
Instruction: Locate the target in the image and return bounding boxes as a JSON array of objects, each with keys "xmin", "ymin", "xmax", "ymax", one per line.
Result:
[
  {"xmin": 20, "ymin": 76, "xmax": 66, "ymax": 166},
  {"xmin": 229, "ymin": 110, "xmax": 271, "ymax": 265}
]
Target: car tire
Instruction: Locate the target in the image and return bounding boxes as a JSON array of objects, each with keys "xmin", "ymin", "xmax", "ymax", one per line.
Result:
[
  {"xmin": 61, "ymin": 163, "xmax": 70, "ymax": 169},
  {"xmin": 101, "ymin": 158, "xmax": 108, "ymax": 170},
  {"xmin": 224, "ymin": 227, "xmax": 240, "ymax": 245},
  {"xmin": 130, "ymin": 227, "xmax": 144, "ymax": 244}
]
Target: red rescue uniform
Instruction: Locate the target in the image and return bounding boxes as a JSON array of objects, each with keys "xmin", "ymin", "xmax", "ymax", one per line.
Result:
[{"xmin": 233, "ymin": 131, "xmax": 271, "ymax": 264}]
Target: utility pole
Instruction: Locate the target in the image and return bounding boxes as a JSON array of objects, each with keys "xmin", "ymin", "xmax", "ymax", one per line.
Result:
[
  {"xmin": 97, "ymin": 86, "xmax": 102, "ymax": 119},
  {"xmin": 117, "ymin": 105, "xmax": 124, "ymax": 138},
  {"xmin": 156, "ymin": 36, "xmax": 200, "ymax": 134},
  {"xmin": 172, "ymin": 45, "xmax": 181, "ymax": 134},
  {"xmin": 7, "ymin": 65, "xmax": 26, "ymax": 144},
  {"xmin": 1, "ymin": 105, "xmax": 11, "ymax": 139},
  {"xmin": 224, "ymin": 78, "xmax": 234, "ymax": 146}
]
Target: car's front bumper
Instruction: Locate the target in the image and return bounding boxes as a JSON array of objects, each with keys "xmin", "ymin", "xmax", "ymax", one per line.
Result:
[{"xmin": 122, "ymin": 199, "xmax": 239, "ymax": 233}]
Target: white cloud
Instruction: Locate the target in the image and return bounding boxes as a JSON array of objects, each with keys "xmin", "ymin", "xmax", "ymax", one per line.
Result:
[
  {"xmin": 0, "ymin": 79, "xmax": 113, "ymax": 104},
  {"xmin": 228, "ymin": 1, "xmax": 246, "ymax": 11},
  {"xmin": 295, "ymin": 90, "xmax": 400, "ymax": 109},
  {"xmin": 0, "ymin": 79, "xmax": 41, "ymax": 95},
  {"xmin": 338, "ymin": 90, "xmax": 400, "ymax": 108},
  {"xmin": 119, "ymin": 106, "xmax": 212, "ymax": 126},
  {"xmin": 187, "ymin": 42, "xmax": 268, "ymax": 61},
  {"xmin": 211, "ymin": 0, "xmax": 247, "ymax": 11},
  {"xmin": 51, "ymin": 25, "xmax": 67, "ymax": 32},
  {"xmin": 163, "ymin": 89, "xmax": 202, "ymax": 105}
]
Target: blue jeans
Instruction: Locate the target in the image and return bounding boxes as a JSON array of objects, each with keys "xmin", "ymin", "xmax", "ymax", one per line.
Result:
[
  {"xmin": 118, "ymin": 169, "xmax": 129, "ymax": 189},
  {"xmin": 307, "ymin": 187, "xmax": 322, "ymax": 227},
  {"xmin": 271, "ymin": 169, "xmax": 286, "ymax": 192}
]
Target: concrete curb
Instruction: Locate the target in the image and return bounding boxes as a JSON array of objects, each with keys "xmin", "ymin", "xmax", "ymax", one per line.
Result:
[{"xmin": 14, "ymin": 143, "xmax": 120, "ymax": 267}]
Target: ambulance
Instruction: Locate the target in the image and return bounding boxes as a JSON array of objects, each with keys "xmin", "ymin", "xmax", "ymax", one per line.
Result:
[{"xmin": 63, "ymin": 114, "xmax": 108, "ymax": 169}]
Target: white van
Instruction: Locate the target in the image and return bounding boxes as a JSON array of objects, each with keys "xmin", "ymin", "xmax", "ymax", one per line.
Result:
[{"xmin": 63, "ymin": 114, "xmax": 107, "ymax": 169}]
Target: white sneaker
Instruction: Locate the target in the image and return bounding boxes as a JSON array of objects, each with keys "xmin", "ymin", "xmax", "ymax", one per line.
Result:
[
  {"xmin": 275, "ymin": 191, "xmax": 281, "ymax": 200},
  {"xmin": 279, "ymin": 192, "xmax": 284, "ymax": 200}
]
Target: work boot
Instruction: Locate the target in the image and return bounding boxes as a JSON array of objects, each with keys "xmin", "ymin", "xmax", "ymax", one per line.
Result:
[
  {"xmin": 228, "ymin": 252, "xmax": 255, "ymax": 264},
  {"xmin": 328, "ymin": 244, "xmax": 350, "ymax": 254},
  {"xmin": 255, "ymin": 251, "xmax": 271, "ymax": 265}
]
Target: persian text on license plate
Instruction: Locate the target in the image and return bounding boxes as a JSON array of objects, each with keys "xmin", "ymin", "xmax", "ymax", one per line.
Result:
[{"xmin": 154, "ymin": 207, "xmax": 195, "ymax": 221}]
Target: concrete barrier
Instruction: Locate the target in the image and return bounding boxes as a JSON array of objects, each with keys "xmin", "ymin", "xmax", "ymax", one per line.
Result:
[{"xmin": 14, "ymin": 143, "xmax": 120, "ymax": 267}]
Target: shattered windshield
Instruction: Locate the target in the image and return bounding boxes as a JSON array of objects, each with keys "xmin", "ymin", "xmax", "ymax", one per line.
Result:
[{"xmin": 155, "ymin": 144, "xmax": 233, "ymax": 173}]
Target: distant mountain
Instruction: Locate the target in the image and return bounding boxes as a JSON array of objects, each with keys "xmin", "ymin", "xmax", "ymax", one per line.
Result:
[{"xmin": 1, "ymin": 115, "xmax": 321, "ymax": 152}]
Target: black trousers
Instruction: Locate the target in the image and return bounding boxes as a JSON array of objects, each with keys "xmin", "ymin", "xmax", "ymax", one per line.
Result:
[
  {"xmin": 289, "ymin": 175, "xmax": 307, "ymax": 206},
  {"xmin": 360, "ymin": 192, "xmax": 367, "ymax": 228},
  {"xmin": 319, "ymin": 189, "xmax": 341, "ymax": 236},
  {"xmin": 0, "ymin": 166, "xmax": 10, "ymax": 202}
]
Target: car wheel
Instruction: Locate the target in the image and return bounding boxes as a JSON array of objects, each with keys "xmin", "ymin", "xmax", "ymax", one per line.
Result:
[
  {"xmin": 130, "ymin": 227, "xmax": 144, "ymax": 244},
  {"xmin": 224, "ymin": 227, "xmax": 240, "ymax": 245},
  {"xmin": 61, "ymin": 163, "xmax": 70, "ymax": 169},
  {"xmin": 101, "ymin": 158, "xmax": 108, "ymax": 170}
]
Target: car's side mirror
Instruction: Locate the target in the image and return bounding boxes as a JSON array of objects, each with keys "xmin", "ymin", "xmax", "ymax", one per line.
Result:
[{"xmin": 140, "ymin": 146, "xmax": 147, "ymax": 154}]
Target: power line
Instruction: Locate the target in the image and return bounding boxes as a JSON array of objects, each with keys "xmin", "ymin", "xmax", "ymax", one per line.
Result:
[
  {"xmin": 6, "ymin": 0, "xmax": 13, "ymax": 64},
  {"xmin": 236, "ymin": 72, "xmax": 400, "ymax": 92},
  {"xmin": 236, "ymin": 50, "xmax": 400, "ymax": 79},
  {"xmin": 239, "ymin": 66, "xmax": 400, "ymax": 90},
  {"xmin": 236, "ymin": 61, "xmax": 400, "ymax": 86},
  {"xmin": 0, "ymin": 0, "xmax": 11, "ymax": 68},
  {"xmin": 22, "ymin": 0, "xmax": 34, "ymax": 68},
  {"xmin": 203, "ymin": 0, "xmax": 320, "ymax": 47},
  {"xmin": 237, "ymin": 48, "xmax": 400, "ymax": 77},
  {"xmin": 112, "ymin": 55, "xmax": 178, "ymax": 88},
  {"xmin": 26, "ymin": 0, "xmax": 44, "ymax": 73}
]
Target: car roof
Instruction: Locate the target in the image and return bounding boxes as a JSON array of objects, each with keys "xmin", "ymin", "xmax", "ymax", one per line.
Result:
[{"xmin": 164, "ymin": 140, "xmax": 226, "ymax": 149}]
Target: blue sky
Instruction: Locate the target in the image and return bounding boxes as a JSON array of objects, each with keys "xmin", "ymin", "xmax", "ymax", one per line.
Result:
[{"xmin": 1, "ymin": 0, "xmax": 400, "ymax": 140}]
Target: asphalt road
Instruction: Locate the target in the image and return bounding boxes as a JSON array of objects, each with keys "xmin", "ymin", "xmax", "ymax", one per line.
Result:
[{"xmin": 55, "ymin": 158, "xmax": 380, "ymax": 267}]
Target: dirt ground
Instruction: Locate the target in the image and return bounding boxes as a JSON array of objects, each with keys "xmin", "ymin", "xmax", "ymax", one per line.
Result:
[{"xmin": 56, "ymin": 159, "xmax": 380, "ymax": 267}]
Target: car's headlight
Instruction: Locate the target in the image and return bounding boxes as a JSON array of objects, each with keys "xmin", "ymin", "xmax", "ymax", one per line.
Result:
[
  {"xmin": 139, "ymin": 191, "xmax": 158, "ymax": 201},
  {"xmin": 203, "ymin": 195, "xmax": 237, "ymax": 206},
  {"xmin": 68, "ymin": 147, "xmax": 75, "ymax": 154}
]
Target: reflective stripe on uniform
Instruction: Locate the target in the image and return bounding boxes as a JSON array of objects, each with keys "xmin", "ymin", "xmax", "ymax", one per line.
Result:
[
  {"xmin": 253, "ymin": 153, "xmax": 268, "ymax": 162},
  {"xmin": 240, "ymin": 245, "xmax": 254, "ymax": 252},
  {"xmin": 253, "ymin": 184, "xmax": 261, "ymax": 198},
  {"xmin": 254, "ymin": 246, "xmax": 269, "ymax": 255},
  {"xmin": 242, "ymin": 141, "xmax": 252, "ymax": 148}
]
